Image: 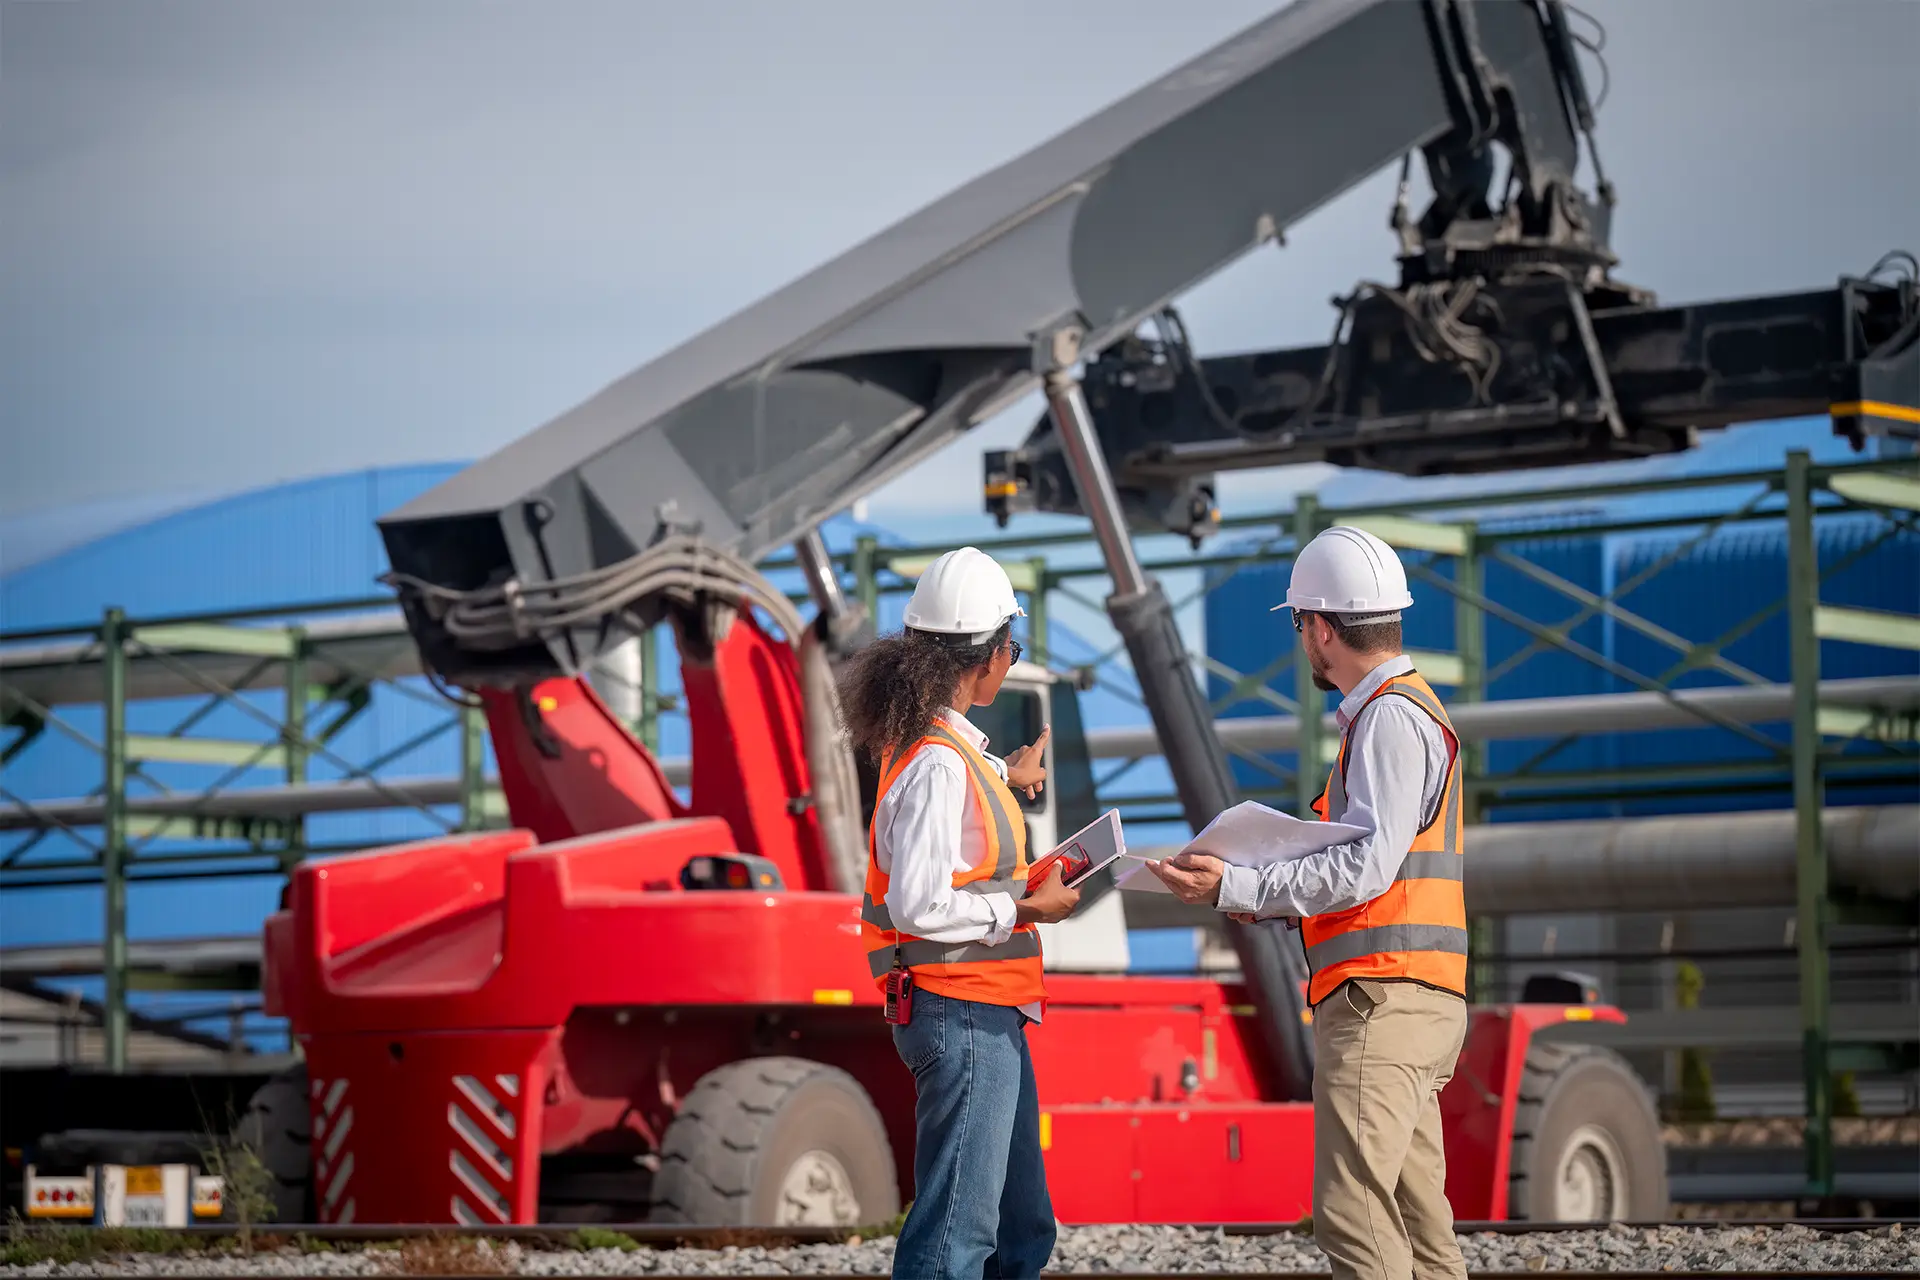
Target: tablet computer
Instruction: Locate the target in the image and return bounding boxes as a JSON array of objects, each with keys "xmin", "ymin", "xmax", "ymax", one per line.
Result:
[{"xmin": 1024, "ymin": 809, "xmax": 1126, "ymax": 894}]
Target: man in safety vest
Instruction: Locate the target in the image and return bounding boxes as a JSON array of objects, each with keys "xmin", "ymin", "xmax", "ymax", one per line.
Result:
[{"xmin": 1150, "ymin": 525, "xmax": 1469, "ymax": 1280}]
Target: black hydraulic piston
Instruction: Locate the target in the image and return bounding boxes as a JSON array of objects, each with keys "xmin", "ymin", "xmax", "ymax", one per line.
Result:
[{"xmin": 1043, "ymin": 362, "xmax": 1315, "ymax": 1101}]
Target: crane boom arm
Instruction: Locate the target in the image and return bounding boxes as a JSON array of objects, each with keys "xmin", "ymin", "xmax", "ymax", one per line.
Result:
[
  {"xmin": 988, "ymin": 274, "xmax": 1920, "ymax": 541},
  {"xmin": 378, "ymin": 0, "xmax": 1608, "ymax": 685},
  {"xmin": 375, "ymin": 0, "xmax": 1626, "ymax": 1106}
]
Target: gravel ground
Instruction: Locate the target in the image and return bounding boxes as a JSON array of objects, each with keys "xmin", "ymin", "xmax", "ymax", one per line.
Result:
[
  {"xmin": 3, "ymin": 1223, "xmax": 1917, "ymax": 1276},
  {"xmin": 1662, "ymin": 1116, "xmax": 1920, "ymax": 1148}
]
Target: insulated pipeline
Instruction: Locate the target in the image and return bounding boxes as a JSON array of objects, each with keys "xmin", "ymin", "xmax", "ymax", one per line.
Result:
[
  {"xmin": 1453, "ymin": 804, "xmax": 1920, "ymax": 914},
  {"xmin": 1122, "ymin": 804, "xmax": 1920, "ymax": 924}
]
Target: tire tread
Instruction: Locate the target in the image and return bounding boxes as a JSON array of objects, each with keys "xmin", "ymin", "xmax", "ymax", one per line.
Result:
[
  {"xmin": 1506, "ymin": 1041, "xmax": 1666, "ymax": 1222},
  {"xmin": 232, "ymin": 1064, "xmax": 313, "ymax": 1225},
  {"xmin": 648, "ymin": 1056, "xmax": 890, "ymax": 1226}
]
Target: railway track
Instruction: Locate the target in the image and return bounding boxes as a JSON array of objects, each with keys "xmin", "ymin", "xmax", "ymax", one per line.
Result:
[
  {"xmin": 37, "ymin": 1274, "xmax": 1889, "ymax": 1280},
  {"xmin": 4, "ymin": 1219, "xmax": 1914, "ymax": 1277},
  {"xmin": 58, "ymin": 1216, "xmax": 1906, "ymax": 1242}
]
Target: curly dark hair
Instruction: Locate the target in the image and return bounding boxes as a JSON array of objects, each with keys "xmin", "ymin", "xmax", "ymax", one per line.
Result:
[{"xmin": 836, "ymin": 621, "xmax": 1012, "ymax": 762}]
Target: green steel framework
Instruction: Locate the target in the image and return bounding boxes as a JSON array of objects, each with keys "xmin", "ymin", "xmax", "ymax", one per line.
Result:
[{"xmin": 3, "ymin": 451, "xmax": 1917, "ymax": 1196}]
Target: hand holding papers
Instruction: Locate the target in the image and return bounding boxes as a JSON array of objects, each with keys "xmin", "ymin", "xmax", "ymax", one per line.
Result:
[{"xmin": 1116, "ymin": 801, "xmax": 1369, "ymax": 914}]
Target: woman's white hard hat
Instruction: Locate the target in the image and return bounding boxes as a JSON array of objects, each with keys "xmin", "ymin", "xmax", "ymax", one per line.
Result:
[
  {"xmin": 903, "ymin": 547, "xmax": 1027, "ymax": 644},
  {"xmin": 1276, "ymin": 525, "xmax": 1414, "ymax": 622}
]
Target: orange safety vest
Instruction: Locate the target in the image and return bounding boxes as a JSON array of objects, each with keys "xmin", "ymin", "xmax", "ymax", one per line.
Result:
[
  {"xmin": 860, "ymin": 720, "xmax": 1046, "ymax": 1007},
  {"xmin": 1303, "ymin": 669, "xmax": 1468, "ymax": 1007}
]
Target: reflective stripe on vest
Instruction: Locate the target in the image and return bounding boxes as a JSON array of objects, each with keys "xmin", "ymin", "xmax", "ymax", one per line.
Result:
[
  {"xmin": 859, "ymin": 721, "xmax": 1046, "ymax": 1007},
  {"xmin": 1303, "ymin": 670, "xmax": 1467, "ymax": 1005},
  {"xmin": 865, "ymin": 929, "xmax": 1044, "ymax": 978}
]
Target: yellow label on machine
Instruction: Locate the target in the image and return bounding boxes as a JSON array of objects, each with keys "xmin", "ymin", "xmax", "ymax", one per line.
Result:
[{"xmin": 125, "ymin": 1167, "xmax": 163, "ymax": 1196}]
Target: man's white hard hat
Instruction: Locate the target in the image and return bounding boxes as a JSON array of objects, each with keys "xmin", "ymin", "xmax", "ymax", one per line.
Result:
[
  {"xmin": 1276, "ymin": 525, "xmax": 1414, "ymax": 622},
  {"xmin": 903, "ymin": 546, "xmax": 1027, "ymax": 644}
]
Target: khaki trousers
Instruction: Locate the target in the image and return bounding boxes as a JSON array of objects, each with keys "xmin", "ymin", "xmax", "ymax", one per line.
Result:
[{"xmin": 1312, "ymin": 978, "xmax": 1469, "ymax": 1280}]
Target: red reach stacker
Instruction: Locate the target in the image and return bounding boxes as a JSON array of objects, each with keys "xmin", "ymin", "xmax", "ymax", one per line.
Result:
[{"xmin": 221, "ymin": 0, "xmax": 1913, "ymax": 1230}]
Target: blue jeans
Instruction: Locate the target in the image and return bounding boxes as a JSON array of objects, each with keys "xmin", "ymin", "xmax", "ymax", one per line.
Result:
[{"xmin": 888, "ymin": 988, "xmax": 1056, "ymax": 1280}]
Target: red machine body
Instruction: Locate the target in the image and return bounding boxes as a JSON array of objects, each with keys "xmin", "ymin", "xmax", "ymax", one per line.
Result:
[{"xmin": 260, "ymin": 604, "xmax": 1622, "ymax": 1227}]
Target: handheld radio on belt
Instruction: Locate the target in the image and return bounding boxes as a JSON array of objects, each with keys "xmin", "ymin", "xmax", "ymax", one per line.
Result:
[{"xmin": 883, "ymin": 944, "xmax": 914, "ymax": 1025}]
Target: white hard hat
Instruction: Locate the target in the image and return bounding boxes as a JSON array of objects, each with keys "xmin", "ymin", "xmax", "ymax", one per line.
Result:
[
  {"xmin": 903, "ymin": 547, "xmax": 1027, "ymax": 644},
  {"xmin": 1275, "ymin": 525, "xmax": 1413, "ymax": 622}
]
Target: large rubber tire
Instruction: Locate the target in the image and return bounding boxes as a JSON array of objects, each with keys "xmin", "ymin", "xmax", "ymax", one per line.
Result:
[
  {"xmin": 232, "ymin": 1062, "xmax": 314, "ymax": 1227},
  {"xmin": 1507, "ymin": 1042, "xmax": 1668, "ymax": 1222},
  {"xmin": 648, "ymin": 1057, "xmax": 898, "ymax": 1227}
]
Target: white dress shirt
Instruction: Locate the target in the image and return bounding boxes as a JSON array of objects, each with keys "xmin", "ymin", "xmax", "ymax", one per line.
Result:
[
  {"xmin": 1217, "ymin": 654, "xmax": 1451, "ymax": 920},
  {"xmin": 872, "ymin": 707, "xmax": 1043, "ymax": 1021}
]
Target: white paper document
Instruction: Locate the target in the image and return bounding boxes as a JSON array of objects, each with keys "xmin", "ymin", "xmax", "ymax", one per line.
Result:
[{"xmin": 1116, "ymin": 800, "xmax": 1370, "ymax": 895}]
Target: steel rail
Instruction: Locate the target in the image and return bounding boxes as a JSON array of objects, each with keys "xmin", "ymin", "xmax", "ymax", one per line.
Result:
[
  {"xmin": 96, "ymin": 1273, "xmax": 1902, "ymax": 1280},
  {"xmin": 21, "ymin": 1220, "xmax": 1907, "ymax": 1280},
  {"xmin": 86, "ymin": 1217, "xmax": 1915, "ymax": 1243},
  {"xmin": 60, "ymin": 1273, "xmax": 1898, "ymax": 1280}
]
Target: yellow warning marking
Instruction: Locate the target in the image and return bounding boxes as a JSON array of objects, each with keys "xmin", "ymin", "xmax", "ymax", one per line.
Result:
[
  {"xmin": 1040, "ymin": 1113, "xmax": 1052, "ymax": 1151},
  {"xmin": 1563, "ymin": 1006, "xmax": 1594, "ymax": 1021},
  {"xmin": 1832, "ymin": 400, "xmax": 1920, "ymax": 426},
  {"xmin": 812, "ymin": 989, "xmax": 853, "ymax": 1005}
]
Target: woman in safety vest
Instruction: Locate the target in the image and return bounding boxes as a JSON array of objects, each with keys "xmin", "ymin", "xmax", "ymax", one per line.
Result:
[{"xmin": 837, "ymin": 545, "xmax": 1081, "ymax": 1280}]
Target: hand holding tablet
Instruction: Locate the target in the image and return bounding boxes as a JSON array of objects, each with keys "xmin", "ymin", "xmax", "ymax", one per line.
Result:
[{"xmin": 1023, "ymin": 809, "xmax": 1127, "ymax": 896}]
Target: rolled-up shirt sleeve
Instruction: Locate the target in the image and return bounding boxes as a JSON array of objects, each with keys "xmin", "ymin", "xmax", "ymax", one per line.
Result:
[
  {"xmin": 880, "ymin": 758, "xmax": 1017, "ymax": 945},
  {"xmin": 1215, "ymin": 699, "xmax": 1439, "ymax": 920}
]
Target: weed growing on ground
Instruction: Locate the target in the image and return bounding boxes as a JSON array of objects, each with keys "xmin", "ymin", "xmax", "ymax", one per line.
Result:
[
  {"xmin": 395, "ymin": 1235, "xmax": 509, "ymax": 1276},
  {"xmin": 196, "ymin": 1098, "xmax": 280, "ymax": 1254},
  {"xmin": 855, "ymin": 1202, "xmax": 910, "ymax": 1241},
  {"xmin": 0, "ymin": 1216, "xmax": 202, "ymax": 1268},
  {"xmin": 566, "ymin": 1226, "xmax": 640, "ymax": 1252}
]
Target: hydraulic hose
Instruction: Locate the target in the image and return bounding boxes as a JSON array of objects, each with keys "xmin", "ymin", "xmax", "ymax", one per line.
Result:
[{"xmin": 385, "ymin": 536, "xmax": 869, "ymax": 893}]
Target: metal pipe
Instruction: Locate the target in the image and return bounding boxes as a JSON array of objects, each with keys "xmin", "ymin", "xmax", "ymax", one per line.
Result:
[
  {"xmin": 1119, "ymin": 804, "xmax": 1920, "ymax": 928},
  {"xmin": 1293, "ymin": 495, "xmax": 1325, "ymax": 818},
  {"xmin": 794, "ymin": 528, "xmax": 850, "ymax": 620},
  {"xmin": 1085, "ymin": 675, "xmax": 1920, "ymax": 758},
  {"xmin": 1042, "ymin": 368, "xmax": 1148, "ymax": 598},
  {"xmin": 1786, "ymin": 450, "xmax": 1835, "ymax": 1196},
  {"xmin": 1460, "ymin": 804, "xmax": 1918, "ymax": 913},
  {"xmin": 1044, "ymin": 360, "xmax": 1315, "ymax": 1104},
  {"xmin": 101, "ymin": 608, "xmax": 129, "ymax": 1075},
  {"xmin": 2, "ymin": 677, "xmax": 1911, "ymax": 833},
  {"xmin": 588, "ymin": 637, "xmax": 645, "ymax": 730}
]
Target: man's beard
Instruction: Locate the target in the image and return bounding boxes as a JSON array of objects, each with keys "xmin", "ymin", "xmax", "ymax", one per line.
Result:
[{"xmin": 1305, "ymin": 639, "xmax": 1337, "ymax": 691}]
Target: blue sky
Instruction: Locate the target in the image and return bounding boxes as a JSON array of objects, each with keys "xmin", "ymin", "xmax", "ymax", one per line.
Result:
[{"xmin": 3, "ymin": 0, "xmax": 1916, "ymax": 543}]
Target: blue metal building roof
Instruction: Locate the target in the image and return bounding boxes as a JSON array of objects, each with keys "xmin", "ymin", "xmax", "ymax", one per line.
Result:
[
  {"xmin": 0, "ymin": 464, "xmax": 907, "ymax": 1026},
  {"xmin": 1203, "ymin": 419, "xmax": 1920, "ymax": 828}
]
